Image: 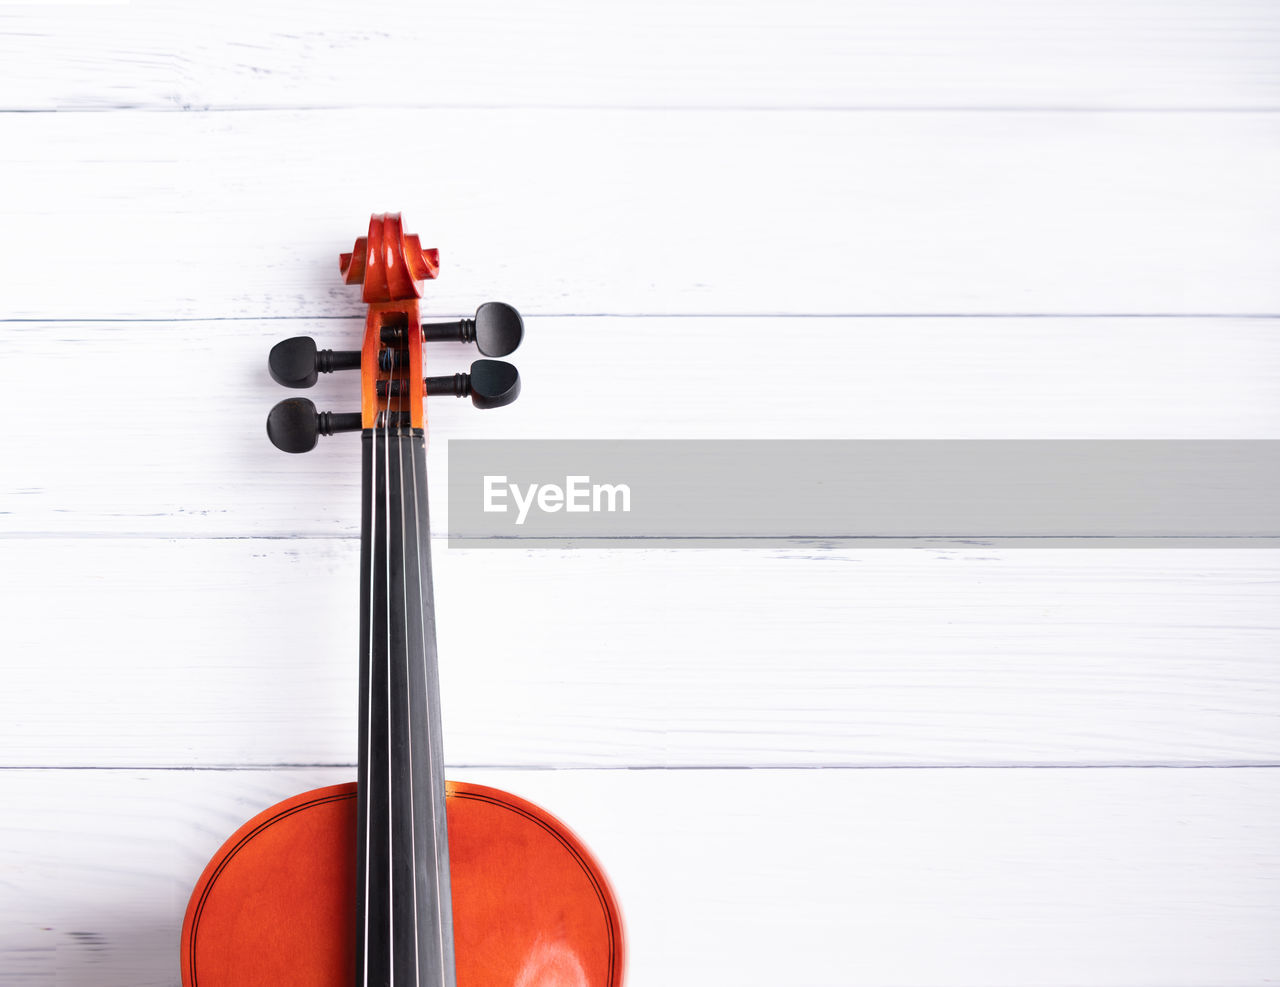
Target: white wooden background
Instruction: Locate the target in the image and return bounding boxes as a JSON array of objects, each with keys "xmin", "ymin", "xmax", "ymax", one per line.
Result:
[{"xmin": 2, "ymin": 1, "xmax": 1280, "ymax": 984}]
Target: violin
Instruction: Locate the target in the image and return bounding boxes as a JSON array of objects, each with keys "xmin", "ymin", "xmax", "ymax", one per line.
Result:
[{"xmin": 180, "ymin": 214, "xmax": 625, "ymax": 986}]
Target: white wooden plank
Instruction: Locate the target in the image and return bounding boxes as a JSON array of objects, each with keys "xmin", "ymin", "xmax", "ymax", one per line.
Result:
[
  {"xmin": 3, "ymin": 317, "xmax": 1277, "ymax": 537},
  {"xmin": 2, "ymin": 0, "xmax": 1278, "ymax": 111},
  {"xmin": 1, "ymin": 111, "xmax": 1277, "ymax": 319},
  {"xmin": 2, "ymin": 539, "xmax": 1277, "ymax": 768},
  {"xmin": 1, "ymin": 766, "xmax": 1276, "ymax": 986},
  {"xmin": 3, "ymin": 11, "xmax": 1274, "ymax": 987}
]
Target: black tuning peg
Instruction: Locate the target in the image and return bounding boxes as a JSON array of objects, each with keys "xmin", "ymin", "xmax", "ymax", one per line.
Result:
[
  {"xmin": 267, "ymin": 398, "xmax": 362, "ymax": 453},
  {"xmin": 268, "ymin": 337, "xmax": 362, "ymax": 389},
  {"xmin": 421, "ymin": 302, "xmax": 523, "ymax": 357},
  {"xmin": 426, "ymin": 359, "xmax": 521, "ymax": 409}
]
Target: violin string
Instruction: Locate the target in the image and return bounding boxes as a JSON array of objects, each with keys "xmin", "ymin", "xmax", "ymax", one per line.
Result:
[
  {"xmin": 384, "ymin": 348, "xmax": 395, "ymax": 983},
  {"xmin": 407, "ymin": 337, "xmax": 449, "ymax": 986},
  {"xmin": 362, "ymin": 333, "xmax": 375, "ymax": 987},
  {"xmin": 398, "ymin": 340, "xmax": 423, "ymax": 984}
]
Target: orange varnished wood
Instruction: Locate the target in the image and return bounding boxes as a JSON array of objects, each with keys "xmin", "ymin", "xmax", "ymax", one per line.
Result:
[
  {"xmin": 180, "ymin": 781, "xmax": 625, "ymax": 987},
  {"xmin": 341, "ymin": 213, "xmax": 438, "ymax": 430}
]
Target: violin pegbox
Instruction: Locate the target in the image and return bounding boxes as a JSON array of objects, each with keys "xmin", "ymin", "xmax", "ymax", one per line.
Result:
[{"xmin": 266, "ymin": 212, "xmax": 524, "ymax": 453}]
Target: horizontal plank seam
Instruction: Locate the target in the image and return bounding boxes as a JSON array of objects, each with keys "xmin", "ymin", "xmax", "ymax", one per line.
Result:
[
  {"xmin": 4, "ymin": 763, "xmax": 1280, "ymax": 772},
  {"xmin": 4, "ymin": 314, "xmax": 1280, "ymax": 323},
  {"xmin": 3, "ymin": 105, "xmax": 1280, "ymax": 115},
  {"xmin": 6, "ymin": 533, "xmax": 1280, "ymax": 543}
]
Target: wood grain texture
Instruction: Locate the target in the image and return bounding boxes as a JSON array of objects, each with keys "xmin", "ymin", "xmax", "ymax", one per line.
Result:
[
  {"xmin": 0, "ymin": 111, "xmax": 1277, "ymax": 320},
  {"xmin": 3, "ymin": 0, "xmax": 1279, "ymax": 111},
  {"xmin": 2, "ymin": 539, "xmax": 1277, "ymax": 768},
  {"xmin": 4, "ymin": 316, "xmax": 1279, "ymax": 537},
  {"xmin": 2, "ymin": 767, "xmax": 1276, "ymax": 986},
  {"xmin": 3, "ymin": 4, "xmax": 1278, "ymax": 984}
]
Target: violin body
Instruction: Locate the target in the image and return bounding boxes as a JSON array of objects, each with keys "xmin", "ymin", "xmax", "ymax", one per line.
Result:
[{"xmin": 181, "ymin": 781, "xmax": 624, "ymax": 986}]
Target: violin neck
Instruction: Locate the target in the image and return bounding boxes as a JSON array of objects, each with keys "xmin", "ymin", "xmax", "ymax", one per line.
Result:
[{"xmin": 356, "ymin": 428, "xmax": 456, "ymax": 987}]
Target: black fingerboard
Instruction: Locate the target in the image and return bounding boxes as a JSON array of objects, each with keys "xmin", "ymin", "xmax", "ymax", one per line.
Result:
[{"xmin": 356, "ymin": 428, "xmax": 456, "ymax": 987}]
